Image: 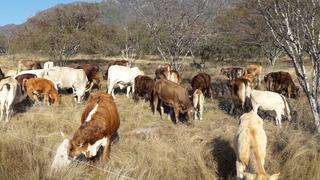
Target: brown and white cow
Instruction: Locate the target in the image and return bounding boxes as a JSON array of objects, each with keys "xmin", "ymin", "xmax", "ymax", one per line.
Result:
[
  {"xmin": 153, "ymin": 79, "xmax": 194, "ymax": 124},
  {"xmin": 103, "ymin": 60, "xmax": 129, "ymax": 80},
  {"xmin": 76, "ymin": 64, "xmax": 101, "ymax": 89},
  {"xmin": 155, "ymin": 65, "xmax": 181, "ymax": 84},
  {"xmin": 235, "ymin": 111, "xmax": 280, "ymax": 180},
  {"xmin": 22, "ymin": 78, "xmax": 60, "ymax": 105},
  {"xmin": 244, "ymin": 64, "xmax": 262, "ymax": 87},
  {"xmin": 220, "ymin": 67, "xmax": 245, "ymax": 80},
  {"xmin": 191, "ymin": 73, "xmax": 212, "ymax": 97},
  {"xmin": 67, "ymin": 92, "xmax": 120, "ymax": 161},
  {"xmin": 133, "ymin": 75, "xmax": 155, "ymax": 102},
  {"xmin": 18, "ymin": 60, "xmax": 42, "ymax": 72},
  {"xmin": 264, "ymin": 71, "xmax": 299, "ymax": 98}
]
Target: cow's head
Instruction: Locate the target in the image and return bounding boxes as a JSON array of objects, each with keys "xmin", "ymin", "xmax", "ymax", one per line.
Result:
[
  {"xmin": 67, "ymin": 136, "xmax": 106, "ymax": 160},
  {"xmin": 49, "ymin": 93, "xmax": 61, "ymax": 105},
  {"xmin": 292, "ymin": 86, "xmax": 300, "ymax": 98},
  {"xmin": 72, "ymin": 85, "xmax": 87, "ymax": 103}
]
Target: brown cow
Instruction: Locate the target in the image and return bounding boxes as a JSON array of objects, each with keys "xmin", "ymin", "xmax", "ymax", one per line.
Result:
[
  {"xmin": 68, "ymin": 92, "xmax": 120, "ymax": 161},
  {"xmin": 15, "ymin": 73, "xmax": 37, "ymax": 95},
  {"xmin": 76, "ymin": 64, "xmax": 101, "ymax": 89},
  {"xmin": 18, "ymin": 60, "xmax": 42, "ymax": 72},
  {"xmin": 133, "ymin": 75, "xmax": 155, "ymax": 102},
  {"xmin": 230, "ymin": 77, "xmax": 252, "ymax": 113},
  {"xmin": 244, "ymin": 64, "xmax": 262, "ymax": 87},
  {"xmin": 264, "ymin": 71, "xmax": 299, "ymax": 98},
  {"xmin": 103, "ymin": 60, "xmax": 129, "ymax": 80},
  {"xmin": 191, "ymin": 73, "xmax": 212, "ymax": 97},
  {"xmin": 153, "ymin": 79, "xmax": 194, "ymax": 124},
  {"xmin": 22, "ymin": 78, "xmax": 60, "ymax": 105},
  {"xmin": 155, "ymin": 65, "xmax": 181, "ymax": 84},
  {"xmin": 220, "ymin": 67, "xmax": 245, "ymax": 80}
]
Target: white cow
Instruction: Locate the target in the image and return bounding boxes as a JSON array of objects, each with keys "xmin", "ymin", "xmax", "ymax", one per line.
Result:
[
  {"xmin": 235, "ymin": 111, "xmax": 280, "ymax": 180},
  {"xmin": 246, "ymin": 85, "xmax": 291, "ymax": 127},
  {"xmin": 44, "ymin": 66, "xmax": 91, "ymax": 103},
  {"xmin": 107, "ymin": 65, "xmax": 144, "ymax": 98}
]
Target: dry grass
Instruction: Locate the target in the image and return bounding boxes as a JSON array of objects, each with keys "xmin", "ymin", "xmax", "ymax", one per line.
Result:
[{"xmin": 0, "ymin": 55, "xmax": 319, "ymax": 180}]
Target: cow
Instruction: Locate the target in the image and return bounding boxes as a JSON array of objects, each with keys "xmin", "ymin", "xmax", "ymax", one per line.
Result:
[
  {"xmin": 230, "ymin": 77, "xmax": 252, "ymax": 114},
  {"xmin": 15, "ymin": 74, "xmax": 37, "ymax": 94},
  {"xmin": 193, "ymin": 89, "xmax": 204, "ymax": 120},
  {"xmin": 65, "ymin": 92, "xmax": 120, "ymax": 162},
  {"xmin": 22, "ymin": 78, "xmax": 60, "ymax": 105},
  {"xmin": 76, "ymin": 64, "xmax": 101, "ymax": 89},
  {"xmin": 220, "ymin": 67, "xmax": 244, "ymax": 80},
  {"xmin": 0, "ymin": 68, "xmax": 4, "ymax": 79},
  {"xmin": 246, "ymin": 84, "xmax": 291, "ymax": 127},
  {"xmin": 18, "ymin": 60, "xmax": 42, "ymax": 72},
  {"xmin": 244, "ymin": 64, "xmax": 262, "ymax": 87},
  {"xmin": 44, "ymin": 66, "xmax": 91, "ymax": 103},
  {"xmin": 107, "ymin": 65, "xmax": 144, "ymax": 98},
  {"xmin": 103, "ymin": 60, "xmax": 129, "ymax": 80},
  {"xmin": 264, "ymin": 71, "xmax": 299, "ymax": 98},
  {"xmin": 132, "ymin": 75, "xmax": 155, "ymax": 102},
  {"xmin": 153, "ymin": 79, "xmax": 194, "ymax": 124},
  {"xmin": 191, "ymin": 73, "xmax": 212, "ymax": 97},
  {"xmin": 0, "ymin": 77, "xmax": 18, "ymax": 122},
  {"xmin": 155, "ymin": 65, "xmax": 181, "ymax": 84},
  {"xmin": 235, "ymin": 111, "xmax": 280, "ymax": 180}
]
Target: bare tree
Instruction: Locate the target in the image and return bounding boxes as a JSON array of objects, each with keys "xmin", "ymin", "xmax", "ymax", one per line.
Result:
[
  {"xmin": 127, "ymin": 0, "xmax": 222, "ymax": 70},
  {"xmin": 261, "ymin": 41, "xmax": 282, "ymax": 66},
  {"xmin": 258, "ymin": 0, "xmax": 320, "ymax": 132}
]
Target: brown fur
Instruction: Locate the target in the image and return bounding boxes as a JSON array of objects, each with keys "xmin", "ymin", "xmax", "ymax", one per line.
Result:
[
  {"xmin": 103, "ymin": 60, "xmax": 129, "ymax": 80},
  {"xmin": 244, "ymin": 64, "xmax": 262, "ymax": 87},
  {"xmin": 153, "ymin": 79, "xmax": 194, "ymax": 124},
  {"xmin": 264, "ymin": 71, "xmax": 299, "ymax": 98},
  {"xmin": 18, "ymin": 60, "xmax": 42, "ymax": 72},
  {"xmin": 231, "ymin": 77, "xmax": 251, "ymax": 110},
  {"xmin": 15, "ymin": 74, "xmax": 37, "ymax": 94},
  {"xmin": 68, "ymin": 92, "xmax": 120, "ymax": 161},
  {"xmin": 220, "ymin": 67, "xmax": 244, "ymax": 80},
  {"xmin": 133, "ymin": 75, "xmax": 155, "ymax": 102},
  {"xmin": 155, "ymin": 66, "xmax": 181, "ymax": 84},
  {"xmin": 191, "ymin": 73, "xmax": 212, "ymax": 97},
  {"xmin": 23, "ymin": 78, "xmax": 60, "ymax": 105},
  {"xmin": 76, "ymin": 64, "xmax": 101, "ymax": 89}
]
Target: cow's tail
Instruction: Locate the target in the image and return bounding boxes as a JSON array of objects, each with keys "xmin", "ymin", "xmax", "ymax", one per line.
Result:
[
  {"xmin": 280, "ymin": 94, "xmax": 291, "ymax": 121},
  {"xmin": 22, "ymin": 79, "xmax": 28, "ymax": 93},
  {"xmin": 250, "ymin": 128, "xmax": 267, "ymax": 175}
]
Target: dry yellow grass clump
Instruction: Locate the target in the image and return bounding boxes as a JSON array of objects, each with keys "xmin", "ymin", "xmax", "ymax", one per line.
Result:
[{"xmin": 0, "ymin": 56, "xmax": 319, "ymax": 180}]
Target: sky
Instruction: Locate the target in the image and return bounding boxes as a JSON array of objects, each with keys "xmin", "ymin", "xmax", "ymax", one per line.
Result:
[{"xmin": 0, "ymin": 0, "xmax": 102, "ymax": 26}]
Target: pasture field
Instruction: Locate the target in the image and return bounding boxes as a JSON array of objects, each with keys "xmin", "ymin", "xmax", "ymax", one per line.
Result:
[{"xmin": 0, "ymin": 55, "xmax": 319, "ymax": 180}]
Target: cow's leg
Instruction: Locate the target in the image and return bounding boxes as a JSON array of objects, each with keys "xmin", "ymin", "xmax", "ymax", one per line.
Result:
[
  {"xmin": 275, "ymin": 110, "xmax": 283, "ymax": 128},
  {"xmin": 108, "ymin": 83, "xmax": 114, "ymax": 97},
  {"xmin": 94, "ymin": 74, "xmax": 101, "ymax": 89},
  {"xmin": 173, "ymin": 106, "xmax": 180, "ymax": 124},
  {"xmin": 153, "ymin": 94, "xmax": 158, "ymax": 116},
  {"xmin": 288, "ymin": 85, "xmax": 292, "ymax": 99},
  {"xmin": 102, "ymin": 136, "xmax": 111, "ymax": 162},
  {"xmin": 44, "ymin": 93, "xmax": 50, "ymax": 105},
  {"xmin": 5, "ymin": 104, "xmax": 11, "ymax": 123},
  {"xmin": 0, "ymin": 103, "xmax": 4, "ymax": 121},
  {"xmin": 32, "ymin": 93, "xmax": 41, "ymax": 104},
  {"xmin": 194, "ymin": 108, "xmax": 198, "ymax": 120},
  {"xmin": 199, "ymin": 103, "xmax": 204, "ymax": 121},
  {"xmin": 160, "ymin": 101, "xmax": 164, "ymax": 120},
  {"xmin": 126, "ymin": 86, "xmax": 131, "ymax": 98},
  {"xmin": 236, "ymin": 160, "xmax": 245, "ymax": 179}
]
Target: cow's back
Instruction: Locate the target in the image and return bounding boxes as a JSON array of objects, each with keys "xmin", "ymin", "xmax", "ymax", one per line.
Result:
[
  {"xmin": 46, "ymin": 67, "xmax": 88, "ymax": 89},
  {"xmin": 191, "ymin": 73, "xmax": 211, "ymax": 91}
]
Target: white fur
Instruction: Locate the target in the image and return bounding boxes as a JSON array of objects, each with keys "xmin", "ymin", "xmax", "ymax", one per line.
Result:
[
  {"xmin": 51, "ymin": 139, "xmax": 71, "ymax": 170},
  {"xmin": 193, "ymin": 89, "xmax": 204, "ymax": 120},
  {"xmin": 85, "ymin": 137, "xmax": 107, "ymax": 157},
  {"xmin": 107, "ymin": 65, "xmax": 144, "ymax": 98},
  {"xmin": 0, "ymin": 78, "xmax": 19, "ymax": 122},
  {"xmin": 85, "ymin": 104, "xmax": 99, "ymax": 122}
]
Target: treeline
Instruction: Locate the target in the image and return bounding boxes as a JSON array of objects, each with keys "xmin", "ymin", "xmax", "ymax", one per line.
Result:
[{"xmin": 0, "ymin": 0, "xmax": 276, "ymax": 62}]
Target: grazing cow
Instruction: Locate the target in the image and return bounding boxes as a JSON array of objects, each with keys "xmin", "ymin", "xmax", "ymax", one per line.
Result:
[
  {"xmin": 235, "ymin": 111, "xmax": 280, "ymax": 180},
  {"xmin": 220, "ymin": 67, "xmax": 244, "ymax": 80},
  {"xmin": 0, "ymin": 78, "xmax": 18, "ymax": 122},
  {"xmin": 230, "ymin": 77, "xmax": 252, "ymax": 113},
  {"xmin": 18, "ymin": 60, "xmax": 42, "ymax": 72},
  {"xmin": 103, "ymin": 60, "xmax": 129, "ymax": 80},
  {"xmin": 246, "ymin": 85, "xmax": 291, "ymax": 127},
  {"xmin": 155, "ymin": 65, "xmax": 181, "ymax": 84},
  {"xmin": 76, "ymin": 64, "xmax": 101, "ymax": 89},
  {"xmin": 23, "ymin": 78, "xmax": 60, "ymax": 105},
  {"xmin": 191, "ymin": 73, "xmax": 212, "ymax": 97},
  {"xmin": 44, "ymin": 66, "xmax": 91, "ymax": 103},
  {"xmin": 133, "ymin": 75, "xmax": 155, "ymax": 102},
  {"xmin": 0, "ymin": 68, "xmax": 4, "ymax": 79},
  {"xmin": 107, "ymin": 65, "xmax": 144, "ymax": 98},
  {"xmin": 244, "ymin": 64, "xmax": 262, "ymax": 87},
  {"xmin": 264, "ymin": 71, "xmax": 299, "ymax": 98},
  {"xmin": 66, "ymin": 92, "xmax": 120, "ymax": 161},
  {"xmin": 193, "ymin": 89, "xmax": 204, "ymax": 120},
  {"xmin": 153, "ymin": 79, "xmax": 194, "ymax": 124}
]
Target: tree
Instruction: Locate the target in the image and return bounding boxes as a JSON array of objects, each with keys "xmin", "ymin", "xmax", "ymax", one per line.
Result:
[
  {"xmin": 127, "ymin": 0, "xmax": 222, "ymax": 70},
  {"xmin": 258, "ymin": 0, "xmax": 320, "ymax": 132}
]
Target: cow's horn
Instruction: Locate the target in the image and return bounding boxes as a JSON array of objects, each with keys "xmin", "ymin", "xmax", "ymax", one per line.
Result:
[{"xmin": 60, "ymin": 130, "xmax": 67, "ymax": 139}]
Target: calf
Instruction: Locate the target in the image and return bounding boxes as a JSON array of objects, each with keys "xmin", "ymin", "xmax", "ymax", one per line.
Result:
[
  {"xmin": 220, "ymin": 67, "xmax": 244, "ymax": 80},
  {"xmin": 76, "ymin": 64, "xmax": 101, "ymax": 89},
  {"xmin": 23, "ymin": 78, "xmax": 60, "ymax": 105},
  {"xmin": 103, "ymin": 60, "xmax": 129, "ymax": 80},
  {"xmin": 193, "ymin": 89, "xmax": 204, "ymax": 120},
  {"xmin": 153, "ymin": 79, "xmax": 194, "ymax": 124},
  {"xmin": 264, "ymin": 71, "xmax": 299, "ymax": 98},
  {"xmin": 67, "ymin": 92, "xmax": 120, "ymax": 161},
  {"xmin": 235, "ymin": 111, "xmax": 280, "ymax": 180},
  {"xmin": 133, "ymin": 75, "xmax": 155, "ymax": 102},
  {"xmin": 191, "ymin": 73, "xmax": 212, "ymax": 97}
]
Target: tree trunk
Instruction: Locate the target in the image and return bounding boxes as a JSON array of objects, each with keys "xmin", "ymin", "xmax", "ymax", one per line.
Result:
[{"xmin": 307, "ymin": 95, "xmax": 320, "ymax": 132}]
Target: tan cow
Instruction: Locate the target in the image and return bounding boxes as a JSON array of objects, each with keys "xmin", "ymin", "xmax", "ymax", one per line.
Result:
[
  {"xmin": 244, "ymin": 64, "xmax": 262, "ymax": 87},
  {"xmin": 235, "ymin": 111, "xmax": 280, "ymax": 180},
  {"xmin": 193, "ymin": 89, "xmax": 204, "ymax": 120},
  {"xmin": 155, "ymin": 64, "xmax": 181, "ymax": 84}
]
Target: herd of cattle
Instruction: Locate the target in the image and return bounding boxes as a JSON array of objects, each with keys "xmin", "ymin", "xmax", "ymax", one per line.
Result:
[{"xmin": 0, "ymin": 59, "xmax": 300, "ymax": 179}]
